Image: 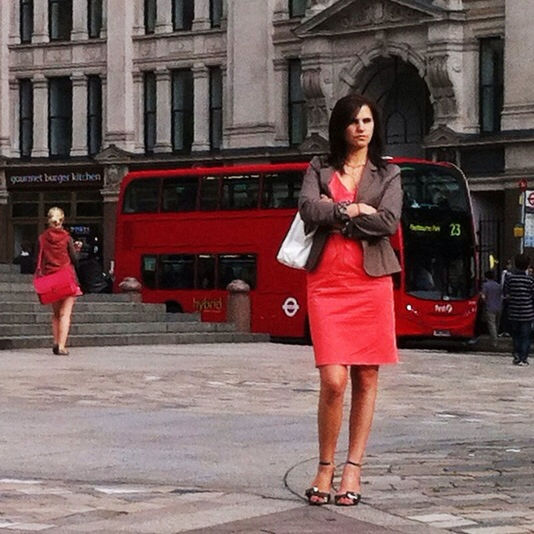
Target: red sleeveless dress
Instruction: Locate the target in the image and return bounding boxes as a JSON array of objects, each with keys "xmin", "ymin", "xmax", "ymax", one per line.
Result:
[{"xmin": 307, "ymin": 173, "xmax": 398, "ymax": 367}]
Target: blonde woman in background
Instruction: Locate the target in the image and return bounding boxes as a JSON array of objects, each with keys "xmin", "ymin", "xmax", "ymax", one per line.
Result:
[{"xmin": 36, "ymin": 207, "xmax": 82, "ymax": 355}]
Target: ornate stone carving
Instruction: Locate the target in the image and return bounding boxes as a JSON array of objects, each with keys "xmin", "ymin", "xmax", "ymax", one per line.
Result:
[
  {"xmin": 101, "ymin": 163, "xmax": 129, "ymax": 202},
  {"xmin": 301, "ymin": 67, "xmax": 330, "ymax": 135},
  {"xmin": 299, "ymin": 132, "xmax": 329, "ymax": 153},
  {"xmin": 94, "ymin": 144, "xmax": 133, "ymax": 164},
  {"xmin": 426, "ymin": 54, "xmax": 457, "ymax": 122}
]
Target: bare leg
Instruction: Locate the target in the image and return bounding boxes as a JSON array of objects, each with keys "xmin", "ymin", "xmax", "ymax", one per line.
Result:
[
  {"xmin": 336, "ymin": 365, "xmax": 379, "ymax": 503},
  {"xmin": 308, "ymin": 365, "xmax": 348, "ymax": 502},
  {"xmin": 51, "ymin": 301, "xmax": 61, "ymax": 346},
  {"xmin": 57, "ymin": 296, "xmax": 75, "ymax": 351}
]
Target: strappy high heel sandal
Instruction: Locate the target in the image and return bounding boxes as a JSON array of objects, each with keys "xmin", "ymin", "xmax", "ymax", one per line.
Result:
[
  {"xmin": 334, "ymin": 460, "xmax": 362, "ymax": 506},
  {"xmin": 305, "ymin": 461, "xmax": 334, "ymax": 505}
]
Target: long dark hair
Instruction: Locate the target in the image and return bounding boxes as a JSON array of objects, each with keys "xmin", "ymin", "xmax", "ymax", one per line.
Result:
[{"xmin": 327, "ymin": 93, "xmax": 386, "ymax": 171}]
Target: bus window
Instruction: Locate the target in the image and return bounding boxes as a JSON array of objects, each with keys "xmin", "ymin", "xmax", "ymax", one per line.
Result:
[
  {"xmin": 197, "ymin": 254, "xmax": 216, "ymax": 289},
  {"xmin": 218, "ymin": 254, "xmax": 256, "ymax": 289},
  {"xmin": 159, "ymin": 254, "xmax": 194, "ymax": 289},
  {"xmin": 141, "ymin": 255, "xmax": 157, "ymax": 289},
  {"xmin": 221, "ymin": 175, "xmax": 259, "ymax": 210},
  {"xmin": 162, "ymin": 177, "xmax": 198, "ymax": 212},
  {"xmin": 123, "ymin": 178, "xmax": 160, "ymax": 213},
  {"xmin": 262, "ymin": 172, "xmax": 302, "ymax": 208},
  {"xmin": 200, "ymin": 176, "xmax": 220, "ymax": 210}
]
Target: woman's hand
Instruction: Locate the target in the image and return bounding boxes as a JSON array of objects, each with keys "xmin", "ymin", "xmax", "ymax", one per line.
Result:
[
  {"xmin": 320, "ymin": 194, "xmax": 333, "ymax": 203},
  {"xmin": 346, "ymin": 202, "xmax": 377, "ymax": 217}
]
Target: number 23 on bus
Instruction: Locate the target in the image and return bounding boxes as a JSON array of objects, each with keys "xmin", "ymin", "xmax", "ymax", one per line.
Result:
[{"xmin": 114, "ymin": 159, "xmax": 479, "ymax": 340}]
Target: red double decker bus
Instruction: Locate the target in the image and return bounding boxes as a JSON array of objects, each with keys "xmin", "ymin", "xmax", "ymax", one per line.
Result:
[{"xmin": 114, "ymin": 159, "xmax": 479, "ymax": 340}]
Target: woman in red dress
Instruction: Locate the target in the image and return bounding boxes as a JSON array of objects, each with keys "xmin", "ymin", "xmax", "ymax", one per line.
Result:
[
  {"xmin": 37, "ymin": 207, "xmax": 82, "ymax": 355},
  {"xmin": 299, "ymin": 94, "xmax": 402, "ymax": 506}
]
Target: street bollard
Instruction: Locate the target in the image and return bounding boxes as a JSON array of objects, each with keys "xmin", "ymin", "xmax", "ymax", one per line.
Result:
[{"xmin": 226, "ymin": 279, "xmax": 251, "ymax": 332}]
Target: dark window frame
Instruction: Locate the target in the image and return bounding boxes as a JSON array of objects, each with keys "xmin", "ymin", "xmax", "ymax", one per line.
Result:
[
  {"xmin": 479, "ymin": 37, "xmax": 504, "ymax": 134},
  {"xmin": 87, "ymin": 75, "xmax": 102, "ymax": 156},
  {"xmin": 87, "ymin": 0, "xmax": 103, "ymax": 38},
  {"xmin": 144, "ymin": 71, "xmax": 157, "ymax": 154},
  {"xmin": 48, "ymin": 76, "xmax": 73, "ymax": 158},
  {"xmin": 49, "ymin": 0, "xmax": 72, "ymax": 41},
  {"xmin": 210, "ymin": 0, "xmax": 222, "ymax": 28},
  {"xmin": 19, "ymin": 78, "xmax": 33, "ymax": 159},
  {"xmin": 288, "ymin": 58, "xmax": 307, "ymax": 146},
  {"xmin": 172, "ymin": 0, "xmax": 194, "ymax": 31},
  {"xmin": 288, "ymin": 0, "xmax": 306, "ymax": 18},
  {"xmin": 209, "ymin": 67, "xmax": 223, "ymax": 151},
  {"xmin": 171, "ymin": 69, "xmax": 194, "ymax": 153},
  {"xmin": 144, "ymin": 0, "xmax": 156, "ymax": 34},
  {"xmin": 20, "ymin": 0, "xmax": 34, "ymax": 43}
]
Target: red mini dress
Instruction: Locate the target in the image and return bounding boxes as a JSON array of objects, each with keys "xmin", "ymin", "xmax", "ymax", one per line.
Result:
[{"xmin": 307, "ymin": 173, "xmax": 398, "ymax": 367}]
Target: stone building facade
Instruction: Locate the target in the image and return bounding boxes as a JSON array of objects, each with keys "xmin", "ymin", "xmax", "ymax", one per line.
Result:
[{"xmin": 0, "ymin": 0, "xmax": 532, "ymax": 273}]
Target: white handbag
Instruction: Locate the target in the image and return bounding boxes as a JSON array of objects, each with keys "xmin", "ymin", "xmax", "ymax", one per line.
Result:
[{"xmin": 276, "ymin": 212, "xmax": 317, "ymax": 269}]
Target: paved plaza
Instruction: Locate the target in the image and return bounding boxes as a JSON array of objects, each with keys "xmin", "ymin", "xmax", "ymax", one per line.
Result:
[{"xmin": 0, "ymin": 343, "xmax": 533, "ymax": 533}]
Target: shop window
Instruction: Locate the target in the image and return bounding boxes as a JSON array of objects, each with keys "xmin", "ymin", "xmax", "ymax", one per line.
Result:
[
  {"xmin": 171, "ymin": 69, "xmax": 193, "ymax": 153},
  {"xmin": 209, "ymin": 67, "xmax": 222, "ymax": 151},
  {"xmin": 87, "ymin": 75, "xmax": 102, "ymax": 156},
  {"xmin": 289, "ymin": 0, "xmax": 306, "ymax": 18},
  {"xmin": 88, "ymin": 0, "xmax": 102, "ymax": 38},
  {"xmin": 221, "ymin": 175, "xmax": 259, "ymax": 210},
  {"xmin": 262, "ymin": 172, "xmax": 302, "ymax": 209},
  {"xmin": 20, "ymin": 0, "xmax": 33, "ymax": 43},
  {"xmin": 144, "ymin": 72, "xmax": 157, "ymax": 153},
  {"xmin": 173, "ymin": 0, "xmax": 194, "ymax": 31},
  {"xmin": 480, "ymin": 37, "xmax": 503, "ymax": 133},
  {"xmin": 162, "ymin": 177, "xmax": 198, "ymax": 212},
  {"xmin": 288, "ymin": 59, "xmax": 307, "ymax": 146},
  {"xmin": 123, "ymin": 178, "xmax": 160, "ymax": 213},
  {"xmin": 48, "ymin": 77, "xmax": 72, "ymax": 157},
  {"xmin": 218, "ymin": 254, "xmax": 256, "ymax": 289},
  {"xmin": 210, "ymin": 0, "xmax": 222, "ymax": 28},
  {"xmin": 49, "ymin": 0, "xmax": 72, "ymax": 41},
  {"xmin": 44, "ymin": 191, "xmax": 71, "ymax": 218},
  {"xmin": 19, "ymin": 79, "xmax": 33, "ymax": 158},
  {"xmin": 11, "ymin": 192, "xmax": 39, "ymax": 218},
  {"xmin": 76, "ymin": 190, "xmax": 102, "ymax": 217},
  {"xmin": 144, "ymin": 0, "xmax": 156, "ymax": 34}
]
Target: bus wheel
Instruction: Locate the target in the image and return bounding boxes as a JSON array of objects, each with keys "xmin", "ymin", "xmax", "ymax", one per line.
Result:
[{"xmin": 165, "ymin": 301, "xmax": 183, "ymax": 313}]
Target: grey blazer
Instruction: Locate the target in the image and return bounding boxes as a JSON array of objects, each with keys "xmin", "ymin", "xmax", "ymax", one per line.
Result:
[{"xmin": 298, "ymin": 156, "xmax": 402, "ymax": 276}]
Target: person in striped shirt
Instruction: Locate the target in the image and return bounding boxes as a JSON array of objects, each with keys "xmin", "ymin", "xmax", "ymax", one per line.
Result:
[{"xmin": 503, "ymin": 253, "xmax": 534, "ymax": 366}]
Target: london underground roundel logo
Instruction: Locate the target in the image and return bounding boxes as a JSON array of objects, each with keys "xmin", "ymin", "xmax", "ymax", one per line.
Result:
[{"xmin": 282, "ymin": 297, "xmax": 300, "ymax": 317}]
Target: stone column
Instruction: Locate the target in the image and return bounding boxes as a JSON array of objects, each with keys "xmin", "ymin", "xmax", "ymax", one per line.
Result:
[
  {"xmin": 0, "ymin": 1, "xmax": 10, "ymax": 155},
  {"xmin": 154, "ymin": 69, "xmax": 172, "ymax": 153},
  {"xmin": 133, "ymin": 71, "xmax": 145, "ymax": 152},
  {"xmin": 156, "ymin": 0, "xmax": 173, "ymax": 33},
  {"xmin": 71, "ymin": 72, "xmax": 87, "ymax": 156},
  {"xmin": 33, "ymin": 0, "xmax": 49, "ymax": 43},
  {"xmin": 0, "ymin": 165, "xmax": 8, "ymax": 262},
  {"xmin": 101, "ymin": 163, "xmax": 128, "ymax": 272},
  {"xmin": 72, "ymin": 0, "xmax": 89, "ymax": 40},
  {"xmin": 9, "ymin": 79, "xmax": 19, "ymax": 157},
  {"xmin": 132, "ymin": 0, "xmax": 145, "ymax": 36},
  {"xmin": 273, "ymin": 58, "xmax": 289, "ymax": 146},
  {"xmin": 192, "ymin": 0, "xmax": 210, "ymax": 31},
  {"xmin": 32, "ymin": 75, "xmax": 48, "ymax": 157},
  {"xmin": 192, "ymin": 63, "xmax": 210, "ymax": 152},
  {"xmin": 9, "ymin": 0, "xmax": 20, "ymax": 44},
  {"xmin": 104, "ymin": 0, "xmax": 135, "ymax": 151}
]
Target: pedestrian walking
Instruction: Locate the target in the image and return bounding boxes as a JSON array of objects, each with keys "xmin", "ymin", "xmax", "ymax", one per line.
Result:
[
  {"xmin": 298, "ymin": 93, "xmax": 402, "ymax": 506},
  {"xmin": 481, "ymin": 270, "xmax": 502, "ymax": 347},
  {"xmin": 503, "ymin": 253, "xmax": 534, "ymax": 366},
  {"xmin": 36, "ymin": 207, "xmax": 82, "ymax": 356},
  {"xmin": 499, "ymin": 258, "xmax": 513, "ymax": 336},
  {"xmin": 12, "ymin": 241, "xmax": 35, "ymax": 274}
]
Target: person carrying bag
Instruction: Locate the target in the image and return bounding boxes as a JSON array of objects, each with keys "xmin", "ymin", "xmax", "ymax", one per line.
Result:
[{"xmin": 33, "ymin": 207, "xmax": 82, "ymax": 355}]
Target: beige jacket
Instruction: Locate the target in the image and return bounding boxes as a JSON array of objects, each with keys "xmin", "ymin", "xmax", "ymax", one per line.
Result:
[{"xmin": 298, "ymin": 156, "xmax": 402, "ymax": 276}]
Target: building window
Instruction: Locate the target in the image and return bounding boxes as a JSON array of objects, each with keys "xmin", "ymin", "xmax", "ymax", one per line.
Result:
[
  {"xmin": 171, "ymin": 69, "xmax": 194, "ymax": 153},
  {"xmin": 289, "ymin": 0, "xmax": 306, "ymax": 17},
  {"xmin": 87, "ymin": 76, "xmax": 102, "ymax": 156},
  {"xmin": 209, "ymin": 67, "xmax": 222, "ymax": 151},
  {"xmin": 49, "ymin": 77, "xmax": 72, "ymax": 157},
  {"xmin": 288, "ymin": 59, "xmax": 307, "ymax": 146},
  {"xmin": 210, "ymin": 0, "xmax": 222, "ymax": 28},
  {"xmin": 144, "ymin": 72, "xmax": 157, "ymax": 153},
  {"xmin": 19, "ymin": 79, "xmax": 33, "ymax": 158},
  {"xmin": 173, "ymin": 0, "xmax": 194, "ymax": 31},
  {"xmin": 87, "ymin": 0, "xmax": 102, "ymax": 38},
  {"xmin": 480, "ymin": 37, "xmax": 504, "ymax": 133},
  {"xmin": 20, "ymin": 0, "xmax": 33, "ymax": 43},
  {"xmin": 49, "ymin": 0, "xmax": 72, "ymax": 41},
  {"xmin": 144, "ymin": 0, "xmax": 156, "ymax": 34}
]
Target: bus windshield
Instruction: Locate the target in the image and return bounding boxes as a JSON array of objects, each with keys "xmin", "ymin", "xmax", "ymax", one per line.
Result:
[{"xmin": 400, "ymin": 164, "xmax": 477, "ymax": 301}]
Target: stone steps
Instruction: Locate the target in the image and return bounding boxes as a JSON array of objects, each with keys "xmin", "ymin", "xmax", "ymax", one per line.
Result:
[{"xmin": 0, "ymin": 263, "xmax": 267, "ymax": 349}]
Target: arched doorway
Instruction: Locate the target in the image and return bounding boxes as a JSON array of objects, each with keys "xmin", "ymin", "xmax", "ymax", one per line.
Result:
[{"xmin": 355, "ymin": 57, "xmax": 433, "ymax": 158}]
